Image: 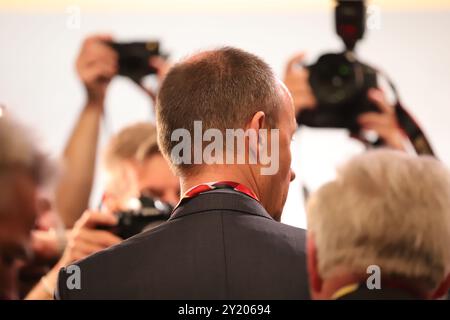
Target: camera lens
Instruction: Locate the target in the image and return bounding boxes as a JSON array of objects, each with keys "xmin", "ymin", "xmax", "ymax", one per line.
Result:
[{"xmin": 309, "ymin": 53, "xmax": 359, "ymax": 106}]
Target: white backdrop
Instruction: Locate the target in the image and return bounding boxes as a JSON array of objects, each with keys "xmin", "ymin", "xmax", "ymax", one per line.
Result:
[{"xmin": 1, "ymin": 6, "xmax": 449, "ymax": 228}]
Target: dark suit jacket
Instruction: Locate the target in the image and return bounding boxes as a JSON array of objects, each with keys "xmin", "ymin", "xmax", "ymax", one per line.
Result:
[{"xmin": 56, "ymin": 189, "xmax": 310, "ymax": 299}]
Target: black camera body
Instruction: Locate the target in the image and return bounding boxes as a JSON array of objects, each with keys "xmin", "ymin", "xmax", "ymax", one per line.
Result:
[
  {"xmin": 301, "ymin": 52, "xmax": 378, "ymax": 132},
  {"xmin": 98, "ymin": 195, "xmax": 173, "ymax": 240},
  {"xmin": 297, "ymin": 0, "xmax": 436, "ymax": 155},
  {"xmin": 108, "ymin": 41, "xmax": 162, "ymax": 82},
  {"xmin": 298, "ymin": 0, "xmax": 378, "ymax": 133}
]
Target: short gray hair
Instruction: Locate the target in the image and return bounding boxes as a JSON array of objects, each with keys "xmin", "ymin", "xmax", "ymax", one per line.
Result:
[
  {"xmin": 307, "ymin": 149, "xmax": 450, "ymax": 290},
  {"xmin": 156, "ymin": 47, "xmax": 282, "ymax": 176}
]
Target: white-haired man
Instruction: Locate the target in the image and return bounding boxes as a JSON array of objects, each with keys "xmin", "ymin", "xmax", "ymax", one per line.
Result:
[{"xmin": 306, "ymin": 150, "xmax": 450, "ymax": 300}]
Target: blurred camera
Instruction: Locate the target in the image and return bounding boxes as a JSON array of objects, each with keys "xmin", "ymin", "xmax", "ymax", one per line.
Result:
[
  {"xmin": 107, "ymin": 41, "xmax": 164, "ymax": 82},
  {"xmin": 299, "ymin": 0, "xmax": 379, "ymax": 133},
  {"xmin": 303, "ymin": 52, "xmax": 378, "ymax": 131},
  {"xmin": 98, "ymin": 195, "xmax": 173, "ymax": 239}
]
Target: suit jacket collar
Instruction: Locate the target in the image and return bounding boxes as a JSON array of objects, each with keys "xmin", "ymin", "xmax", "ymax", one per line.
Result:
[{"xmin": 169, "ymin": 189, "xmax": 274, "ymax": 221}]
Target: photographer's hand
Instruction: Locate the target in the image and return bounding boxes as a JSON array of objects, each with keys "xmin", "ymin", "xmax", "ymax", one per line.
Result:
[
  {"xmin": 140, "ymin": 56, "xmax": 172, "ymax": 105},
  {"xmin": 25, "ymin": 210, "xmax": 121, "ymax": 300},
  {"xmin": 76, "ymin": 34, "xmax": 118, "ymax": 106},
  {"xmin": 59, "ymin": 210, "xmax": 121, "ymax": 265},
  {"xmin": 283, "ymin": 53, "xmax": 317, "ymax": 115},
  {"xmin": 357, "ymin": 88, "xmax": 408, "ymax": 151}
]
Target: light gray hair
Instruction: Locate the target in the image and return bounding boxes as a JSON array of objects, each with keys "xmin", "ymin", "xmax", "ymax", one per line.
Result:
[{"xmin": 307, "ymin": 149, "xmax": 450, "ymax": 290}]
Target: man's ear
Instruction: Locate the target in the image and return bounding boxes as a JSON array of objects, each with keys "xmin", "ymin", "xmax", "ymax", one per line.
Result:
[
  {"xmin": 247, "ymin": 111, "xmax": 266, "ymax": 156},
  {"xmin": 248, "ymin": 111, "xmax": 266, "ymax": 132},
  {"xmin": 431, "ymin": 273, "xmax": 450, "ymax": 299},
  {"xmin": 307, "ymin": 232, "xmax": 323, "ymax": 296}
]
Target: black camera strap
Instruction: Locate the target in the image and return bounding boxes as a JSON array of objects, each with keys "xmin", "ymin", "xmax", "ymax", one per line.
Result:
[
  {"xmin": 394, "ymin": 102, "xmax": 436, "ymax": 156},
  {"xmin": 377, "ymin": 70, "xmax": 436, "ymax": 157}
]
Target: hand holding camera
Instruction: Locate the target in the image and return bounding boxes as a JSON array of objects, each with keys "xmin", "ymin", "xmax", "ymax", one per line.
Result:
[
  {"xmin": 284, "ymin": 52, "xmax": 406, "ymax": 150},
  {"xmin": 76, "ymin": 35, "xmax": 170, "ymax": 106},
  {"xmin": 283, "ymin": 53, "xmax": 316, "ymax": 115},
  {"xmin": 25, "ymin": 210, "xmax": 122, "ymax": 299},
  {"xmin": 97, "ymin": 195, "xmax": 173, "ymax": 240},
  {"xmin": 357, "ymin": 88, "xmax": 406, "ymax": 150},
  {"xmin": 76, "ymin": 34, "xmax": 118, "ymax": 106},
  {"xmin": 106, "ymin": 40, "xmax": 170, "ymax": 104},
  {"xmin": 285, "ymin": 0, "xmax": 434, "ymax": 155},
  {"xmin": 59, "ymin": 210, "xmax": 122, "ymax": 266}
]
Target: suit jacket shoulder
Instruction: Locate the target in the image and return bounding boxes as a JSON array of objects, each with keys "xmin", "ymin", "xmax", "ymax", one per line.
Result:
[{"xmin": 56, "ymin": 189, "xmax": 309, "ymax": 299}]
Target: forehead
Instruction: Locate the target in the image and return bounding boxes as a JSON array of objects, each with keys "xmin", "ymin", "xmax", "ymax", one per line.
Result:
[{"xmin": 138, "ymin": 154, "xmax": 175, "ymax": 183}]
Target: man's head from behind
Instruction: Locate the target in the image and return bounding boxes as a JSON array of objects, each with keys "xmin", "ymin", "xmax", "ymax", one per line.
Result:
[
  {"xmin": 103, "ymin": 122, "xmax": 180, "ymax": 210},
  {"xmin": 156, "ymin": 47, "xmax": 297, "ymax": 220},
  {"xmin": 306, "ymin": 150, "xmax": 450, "ymax": 299},
  {"xmin": 0, "ymin": 113, "xmax": 52, "ymax": 299}
]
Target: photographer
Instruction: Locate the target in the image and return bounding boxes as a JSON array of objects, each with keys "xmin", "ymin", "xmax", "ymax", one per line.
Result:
[
  {"xmin": 55, "ymin": 34, "xmax": 170, "ymax": 228},
  {"xmin": 284, "ymin": 53, "xmax": 409, "ymax": 151}
]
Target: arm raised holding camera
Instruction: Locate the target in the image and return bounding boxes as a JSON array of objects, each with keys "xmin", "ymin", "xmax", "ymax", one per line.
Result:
[
  {"xmin": 55, "ymin": 34, "xmax": 118, "ymax": 227},
  {"xmin": 56, "ymin": 35, "xmax": 171, "ymax": 228}
]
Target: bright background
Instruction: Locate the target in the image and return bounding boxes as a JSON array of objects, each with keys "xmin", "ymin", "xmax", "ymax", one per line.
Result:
[{"xmin": 1, "ymin": 0, "xmax": 450, "ymax": 228}]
